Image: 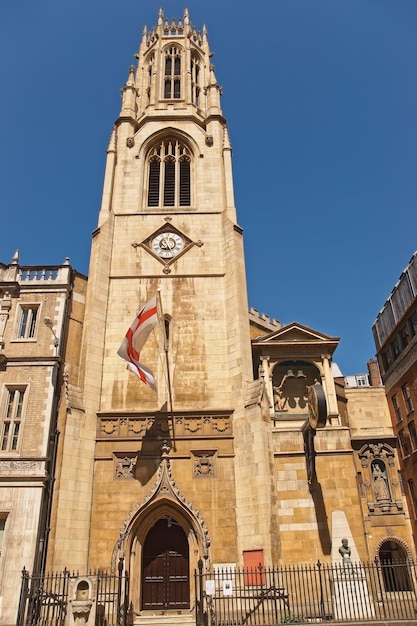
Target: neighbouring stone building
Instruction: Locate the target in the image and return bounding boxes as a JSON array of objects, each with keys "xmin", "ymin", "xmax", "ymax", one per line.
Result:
[
  {"xmin": 0, "ymin": 254, "xmax": 86, "ymax": 624},
  {"xmin": 373, "ymin": 250, "xmax": 417, "ymax": 550},
  {"xmin": 2, "ymin": 9, "xmax": 415, "ymax": 625}
]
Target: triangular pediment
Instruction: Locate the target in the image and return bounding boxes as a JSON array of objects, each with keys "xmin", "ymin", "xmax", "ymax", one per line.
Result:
[
  {"xmin": 253, "ymin": 321, "xmax": 338, "ymax": 344},
  {"xmin": 252, "ymin": 321, "xmax": 339, "ymax": 358}
]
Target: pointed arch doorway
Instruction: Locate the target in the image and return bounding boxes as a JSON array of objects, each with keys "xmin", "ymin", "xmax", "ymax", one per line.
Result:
[{"xmin": 142, "ymin": 517, "xmax": 190, "ymax": 610}]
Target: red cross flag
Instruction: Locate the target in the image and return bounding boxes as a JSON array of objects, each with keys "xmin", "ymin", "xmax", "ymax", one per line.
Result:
[{"xmin": 117, "ymin": 295, "xmax": 158, "ymax": 391}]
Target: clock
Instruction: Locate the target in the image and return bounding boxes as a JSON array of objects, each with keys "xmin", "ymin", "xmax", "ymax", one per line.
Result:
[
  {"xmin": 307, "ymin": 382, "xmax": 327, "ymax": 429},
  {"xmin": 151, "ymin": 232, "xmax": 184, "ymax": 259}
]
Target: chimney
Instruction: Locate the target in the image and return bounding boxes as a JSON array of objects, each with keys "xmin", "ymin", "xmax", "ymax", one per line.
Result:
[{"xmin": 367, "ymin": 359, "xmax": 382, "ymax": 387}]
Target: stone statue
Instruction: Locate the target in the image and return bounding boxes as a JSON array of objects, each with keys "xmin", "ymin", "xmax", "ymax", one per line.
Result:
[
  {"xmin": 339, "ymin": 538, "xmax": 351, "ymax": 562},
  {"xmin": 372, "ymin": 463, "xmax": 390, "ymax": 500}
]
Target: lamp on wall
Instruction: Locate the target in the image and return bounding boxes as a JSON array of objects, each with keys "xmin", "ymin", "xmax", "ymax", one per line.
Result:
[{"xmin": 43, "ymin": 317, "xmax": 59, "ymax": 348}]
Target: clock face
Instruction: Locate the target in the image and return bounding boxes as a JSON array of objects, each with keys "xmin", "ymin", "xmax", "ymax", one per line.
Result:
[{"xmin": 152, "ymin": 232, "xmax": 184, "ymax": 259}]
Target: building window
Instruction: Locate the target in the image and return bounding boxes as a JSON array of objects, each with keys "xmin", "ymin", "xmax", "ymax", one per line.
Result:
[
  {"xmin": 1, "ymin": 387, "xmax": 26, "ymax": 451},
  {"xmin": 409, "ymin": 421, "xmax": 417, "ymax": 451},
  {"xmin": 392, "ymin": 394, "xmax": 402, "ymax": 423},
  {"xmin": 147, "ymin": 139, "xmax": 191, "ymax": 208},
  {"xmin": 398, "ymin": 429, "xmax": 411, "ymax": 458},
  {"xmin": 16, "ymin": 305, "xmax": 39, "ymax": 339},
  {"xmin": 399, "ymin": 324, "xmax": 411, "ymax": 348},
  {"xmin": 356, "ymin": 375, "xmax": 369, "ymax": 387},
  {"xmin": 163, "ymin": 46, "xmax": 181, "ymax": 99},
  {"xmin": 409, "ymin": 308, "xmax": 417, "ymax": 338},
  {"xmin": 391, "ymin": 335, "xmax": 401, "ymax": 360},
  {"xmin": 402, "ymin": 384, "xmax": 414, "ymax": 414},
  {"xmin": 398, "ymin": 470, "xmax": 405, "ymax": 495},
  {"xmin": 381, "ymin": 348, "xmax": 392, "ymax": 372},
  {"xmin": 191, "ymin": 54, "xmax": 201, "ymax": 106}
]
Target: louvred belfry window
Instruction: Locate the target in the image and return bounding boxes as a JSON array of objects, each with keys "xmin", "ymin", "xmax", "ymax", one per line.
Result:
[
  {"xmin": 164, "ymin": 46, "xmax": 181, "ymax": 99},
  {"xmin": 147, "ymin": 140, "xmax": 191, "ymax": 208}
]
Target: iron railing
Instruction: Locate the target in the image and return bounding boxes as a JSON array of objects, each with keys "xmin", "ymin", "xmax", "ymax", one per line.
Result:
[
  {"xmin": 17, "ymin": 559, "xmax": 417, "ymax": 626},
  {"xmin": 16, "ymin": 560, "xmax": 129, "ymax": 626},
  {"xmin": 195, "ymin": 560, "xmax": 417, "ymax": 624}
]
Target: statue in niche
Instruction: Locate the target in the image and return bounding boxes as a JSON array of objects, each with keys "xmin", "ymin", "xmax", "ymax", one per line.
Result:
[{"xmin": 372, "ymin": 462, "xmax": 390, "ymax": 501}]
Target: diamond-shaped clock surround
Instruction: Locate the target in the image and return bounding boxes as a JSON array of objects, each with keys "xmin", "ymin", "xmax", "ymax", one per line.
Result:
[{"xmin": 133, "ymin": 222, "xmax": 202, "ymax": 273}]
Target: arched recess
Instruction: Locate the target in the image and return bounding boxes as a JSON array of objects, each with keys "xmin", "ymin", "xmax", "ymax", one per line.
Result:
[
  {"xmin": 376, "ymin": 537, "xmax": 413, "ymax": 592},
  {"xmin": 271, "ymin": 360, "xmax": 321, "ymax": 414},
  {"xmin": 112, "ymin": 442, "xmax": 210, "ymax": 612}
]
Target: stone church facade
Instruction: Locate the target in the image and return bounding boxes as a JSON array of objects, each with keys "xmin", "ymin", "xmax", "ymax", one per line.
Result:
[{"xmin": 1, "ymin": 9, "xmax": 415, "ymax": 624}]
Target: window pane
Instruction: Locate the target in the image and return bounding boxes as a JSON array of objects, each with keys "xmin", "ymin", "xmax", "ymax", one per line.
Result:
[
  {"xmin": 19, "ymin": 309, "xmax": 29, "ymax": 338},
  {"xmin": 28, "ymin": 308, "xmax": 38, "ymax": 338},
  {"xmin": 165, "ymin": 57, "xmax": 172, "ymax": 76},
  {"xmin": 164, "ymin": 79, "xmax": 171, "ymax": 99},
  {"xmin": 15, "ymin": 390, "xmax": 24, "ymax": 418},
  {"xmin": 148, "ymin": 161, "xmax": 161, "ymax": 206},
  {"xmin": 392, "ymin": 394, "xmax": 402, "ymax": 423},
  {"xmin": 409, "ymin": 421, "xmax": 417, "ymax": 450},
  {"xmin": 173, "ymin": 79, "xmax": 180, "ymax": 99},
  {"xmin": 179, "ymin": 160, "xmax": 190, "ymax": 206},
  {"xmin": 11, "ymin": 422, "xmax": 20, "ymax": 450},
  {"xmin": 402, "ymin": 385, "xmax": 414, "ymax": 413},
  {"xmin": 163, "ymin": 161, "xmax": 175, "ymax": 206},
  {"xmin": 1, "ymin": 423, "xmax": 10, "ymax": 450}
]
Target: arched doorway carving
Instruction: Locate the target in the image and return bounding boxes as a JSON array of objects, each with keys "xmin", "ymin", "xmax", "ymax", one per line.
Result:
[
  {"xmin": 112, "ymin": 442, "xmax": 211, "ymax": 613},
  {"xmin": 142, "ymin": 517, "xmax": 189, "ymax": 609}
]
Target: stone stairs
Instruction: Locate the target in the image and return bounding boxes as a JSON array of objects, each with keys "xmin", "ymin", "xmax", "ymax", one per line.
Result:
[{"xmin": 133, "ymin": 610, "xmax": 196, "ymax": 626}]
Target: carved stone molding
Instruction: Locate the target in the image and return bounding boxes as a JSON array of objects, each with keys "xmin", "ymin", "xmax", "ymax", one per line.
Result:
[
  {"xmin": 114, "ymin": 455, "xmax": 137, "ymax": 480},
  {"xmin": 192, "ymin": 450, "xmax": 216, "ymax": 478},
  {"xmin": 98, "ymin": 413, "xmax": 232, "ymax": 439}
]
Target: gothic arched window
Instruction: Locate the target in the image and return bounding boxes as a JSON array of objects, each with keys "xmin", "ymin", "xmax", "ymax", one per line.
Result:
[
  {"xmin": 164, "ymin": 46, "xmax": 181, "ymax": 99},
  {"xmin": 147, "ymin": 139, "xmax": 191, "ymax": 208}
]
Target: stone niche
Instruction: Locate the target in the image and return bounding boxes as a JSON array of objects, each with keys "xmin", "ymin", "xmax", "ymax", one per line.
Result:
[{"xmin": 66, "ymin": 577, "xmax": 97, "ymax": 626}]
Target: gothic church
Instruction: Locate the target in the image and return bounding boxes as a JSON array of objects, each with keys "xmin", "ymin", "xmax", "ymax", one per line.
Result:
[{"xmin": 0, "ymin": 9, "xmax": 414, "ymax": 624}]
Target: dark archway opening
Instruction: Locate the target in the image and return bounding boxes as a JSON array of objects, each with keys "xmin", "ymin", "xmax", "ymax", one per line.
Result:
[{"xmin": 379, "ymin": 540, "xmax": 412, "ymax": 592}]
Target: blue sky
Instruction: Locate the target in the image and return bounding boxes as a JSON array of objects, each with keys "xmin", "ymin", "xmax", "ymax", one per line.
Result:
[{"xmin": 1, "ymin": 0, "xmax": 416, "ymax": 375}]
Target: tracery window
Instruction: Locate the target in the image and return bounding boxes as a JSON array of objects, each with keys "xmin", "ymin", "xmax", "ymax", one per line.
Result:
[
  {"xmin": 147, "ymin": 139, "xmax": 191, "ymax": 208},
  {"xmin": 164, "ymin": 46, "xmax": 181, "ymax": 99}
]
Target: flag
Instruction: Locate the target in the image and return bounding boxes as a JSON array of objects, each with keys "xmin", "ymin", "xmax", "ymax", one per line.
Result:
[{"xmin": 117, "ymin": 295, "xmax": 158, "ymax": 390}]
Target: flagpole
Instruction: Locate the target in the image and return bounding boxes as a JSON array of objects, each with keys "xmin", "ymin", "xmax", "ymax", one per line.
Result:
[{"xmin": 157, "ymin": 289, "xmax": 176, "ymax": 450}]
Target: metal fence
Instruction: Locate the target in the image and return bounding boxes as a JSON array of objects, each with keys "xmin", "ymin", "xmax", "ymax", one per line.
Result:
[
  {"xmin": 195, "ymin": 560, "xmax": 417, "ymax": 624},
  {"xmin": 16, "ymin": 560, "xmax": 129, "ymax": 626}
]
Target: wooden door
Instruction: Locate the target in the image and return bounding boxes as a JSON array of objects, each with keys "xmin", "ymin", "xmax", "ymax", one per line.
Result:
[{"xmin": 142, "ymin": 518, "xmax": 189, "ymax": 609}]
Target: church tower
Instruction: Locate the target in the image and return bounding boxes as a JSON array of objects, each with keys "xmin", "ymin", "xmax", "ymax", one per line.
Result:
[{"xmin": 47, "ymin": 8, "xmax": 279, "ymax": 611}]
